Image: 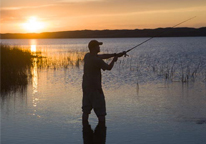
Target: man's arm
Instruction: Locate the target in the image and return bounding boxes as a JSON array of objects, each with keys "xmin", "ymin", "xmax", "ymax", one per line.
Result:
[
  {"xmin": 98, "ymin": 54, "xmax": 116, "ymax": 59},
  {"xmin": 98, "ymin": 51, "xmax": 127, "ymax": 59},
  {"xmin": 105, "ymin": 56, "xmax": 118, "ymax": 71}
]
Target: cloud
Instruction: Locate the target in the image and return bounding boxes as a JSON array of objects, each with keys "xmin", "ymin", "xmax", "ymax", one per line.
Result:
[
  {"xmin": 2, "ymin": 0, "xmax": 206, "ymax": 16},
  {"xmin": 1, "ymin": 0, "xmax": 205, "ymax": 24},
  {"xmin": 0, "ymin": 4, "xmax": 56, "ymax": 11}
]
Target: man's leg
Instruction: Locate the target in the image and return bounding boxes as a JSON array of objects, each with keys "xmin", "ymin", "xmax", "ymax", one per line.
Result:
[
  {"xmin": 82, "ymin": 113, "xmax": 89, "ymax": 121},
  {"xmin": 94, "ymin": 121, "xmax": 107, "ymax": 144},
  {"xmin": 98, "ymin": 116, "xmax": 105, "ymax": 123},
  {"xmin": 82, "ymin": 120, "xmax": 93, "ymax": 144},
  {"xmin": 94, "ymin": 88, "xmax": 106, "ymax": 123},
  {"xmin": 82, "ymin": 89, "xmax": 92, "ymax": 122}
]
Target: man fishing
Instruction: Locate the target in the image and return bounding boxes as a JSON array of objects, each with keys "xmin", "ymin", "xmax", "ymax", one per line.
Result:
[{"xmin": 82, "ymin": 40, "xmax": 126, "ymax": 123}]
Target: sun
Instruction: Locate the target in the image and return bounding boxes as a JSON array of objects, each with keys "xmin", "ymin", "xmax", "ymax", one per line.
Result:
[{"xmin": 23, "ymin": 16, "xmax": 45, "ymax": 33}]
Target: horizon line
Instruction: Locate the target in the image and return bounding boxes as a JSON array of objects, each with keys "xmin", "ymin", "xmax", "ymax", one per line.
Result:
[{"xmin": 1, "ymin": 26, "xmax": 205, "ymax": 35}]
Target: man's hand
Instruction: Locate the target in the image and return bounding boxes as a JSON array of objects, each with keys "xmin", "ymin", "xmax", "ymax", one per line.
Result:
[
  {"xmin": 113, "ymin": 56, "xmax": 118, "ymax": 62},
  {"xmin": 117, "ymin": 51, "xmax": 127, "ymax": 57}
]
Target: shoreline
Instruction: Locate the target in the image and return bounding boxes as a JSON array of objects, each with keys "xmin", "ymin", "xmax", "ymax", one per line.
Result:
[{"xmin": 1, "ymin": 27, "xmax": 206, "ymax": 39}]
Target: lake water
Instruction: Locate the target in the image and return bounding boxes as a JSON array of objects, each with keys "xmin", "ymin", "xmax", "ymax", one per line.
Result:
[{"xmin": 1, "ymin": 37, "xmax": 206, "ymax": 144}]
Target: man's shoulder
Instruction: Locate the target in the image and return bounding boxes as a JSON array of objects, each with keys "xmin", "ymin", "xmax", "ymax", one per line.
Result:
[
  {"xmin": 85, "ymin": 53, "xmax": 102, "ymax": 61},
  {"xmin": 84, "ymin": 53, "xmax": 90, "ymax": 57},
  {"xmin": 84, "ymin": 53, "xmax": 90, "ymax": 60}
]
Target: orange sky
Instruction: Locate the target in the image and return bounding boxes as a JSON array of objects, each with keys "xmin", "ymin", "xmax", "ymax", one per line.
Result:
[{"xmin": 1, "ymin": 0, "xmax": 206, "ymax": 33}]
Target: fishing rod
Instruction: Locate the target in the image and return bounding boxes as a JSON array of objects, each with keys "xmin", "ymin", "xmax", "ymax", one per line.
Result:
[{"xmin": 124, "ymin": 16, "xmax": 196, "ymax": 54}]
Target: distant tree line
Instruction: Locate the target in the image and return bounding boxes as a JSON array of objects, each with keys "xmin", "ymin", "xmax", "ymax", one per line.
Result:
[{"xmin": 1, "ymin": 27, "xmax": 206, "ymax": 39}]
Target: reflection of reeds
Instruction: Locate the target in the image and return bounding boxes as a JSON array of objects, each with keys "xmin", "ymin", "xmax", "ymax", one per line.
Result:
[{"xmin": 1, "ymin": 44, "xmax": 34, "ymax": 95}]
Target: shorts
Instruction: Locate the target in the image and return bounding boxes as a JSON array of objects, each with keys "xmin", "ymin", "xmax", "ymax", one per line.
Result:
[{"xmin": 82, "ymin": 88, "xmax": 106, "ymax": 117}]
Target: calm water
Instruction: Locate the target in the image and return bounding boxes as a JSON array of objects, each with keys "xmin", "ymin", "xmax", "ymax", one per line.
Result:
[{"xmin": 1, "ymin": 37, "xmax": 206, "ymax": 144}]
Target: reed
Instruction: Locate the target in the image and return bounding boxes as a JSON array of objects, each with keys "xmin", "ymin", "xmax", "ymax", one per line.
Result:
[
  {"xmin": 126, "ymin": 53, "xmax": 206, "ymax": 83},
  {"xmin": 1, "ymin": 44, "xmax": 33, "ymax": 94}
]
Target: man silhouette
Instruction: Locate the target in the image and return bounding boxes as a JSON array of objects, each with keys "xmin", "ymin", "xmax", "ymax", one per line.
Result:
[{"xmin": 82, "ymin": 40, "xmax": 125, "ymax": 123}]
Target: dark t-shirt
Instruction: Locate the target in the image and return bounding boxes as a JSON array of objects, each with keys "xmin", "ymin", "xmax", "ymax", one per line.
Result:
[{"xmin": 82, "ymin": 53, "xmax": 109, "ymax": 90}]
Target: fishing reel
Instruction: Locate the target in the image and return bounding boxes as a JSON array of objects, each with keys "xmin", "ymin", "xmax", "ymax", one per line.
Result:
[
  {"xmin": 123, "ymin": 51, "xmax": 129, "ymax": 57},
  {"xmin": 120, "ymin": 51, "xmax": 129, "ymax": 57},
  {"xmin": 114, "ymin": 51, "xmax": 129, "ymax": 57}
]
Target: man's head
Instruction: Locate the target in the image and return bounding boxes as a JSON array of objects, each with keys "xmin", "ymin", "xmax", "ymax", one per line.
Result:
[{"xmin": 88, "ymin": 40, "xmax": 103, "ymax": 53}]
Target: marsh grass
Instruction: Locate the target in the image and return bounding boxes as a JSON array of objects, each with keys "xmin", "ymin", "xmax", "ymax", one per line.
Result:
[
  {"xmin": 36, "ymin": 52, "xmax": 85, "ymax": 69},
  {"xmin": 0, "ymin": 43, "xmax": 85, "ymax": 95},
  {"xmin": 1, "ymin": 44, "xmax": 34, "ymax": 95},
  {"xmin": 113, "ymin": 52, "xmax": 206, "ymax": 83}
]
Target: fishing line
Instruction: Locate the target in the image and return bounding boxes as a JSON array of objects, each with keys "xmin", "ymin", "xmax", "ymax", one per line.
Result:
[{"xmin": 125, "ymin": 16, "xmax": 197, "ymax": 54}]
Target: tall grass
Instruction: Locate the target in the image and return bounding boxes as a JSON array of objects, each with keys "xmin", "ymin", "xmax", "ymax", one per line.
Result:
[
  {"xmin": 1, "ymin": 44, "xmax": 33, "ymax": 95},
  {"xmin": 114, "ymin": 52, "xmax": 206, "ymax": 84},
  {"xmin": 36, "ymin": 51, "xmax": 85, "ymax": 69}
]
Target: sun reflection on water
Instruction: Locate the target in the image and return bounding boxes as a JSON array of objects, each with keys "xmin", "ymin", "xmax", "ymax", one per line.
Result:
[
  {"xmin": 31, "ymin": 58, "xmax": 40, "ymax": 117},
  {"xmin": 30, "ymin": 39, "xmax": 37, "ymax": 53},
  {"xmin": 32, "ymin": 58, "xmax": 38, "ymax": 94},
  {"xmin": 31, "ymin": 45, "xmax": 36, "ymax": 52}
]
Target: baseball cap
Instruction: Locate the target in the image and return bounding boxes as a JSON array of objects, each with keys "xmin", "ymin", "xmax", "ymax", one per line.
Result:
[{"xmin": 88, "ymin": 40, "xmax": 103, "ymax": 49}]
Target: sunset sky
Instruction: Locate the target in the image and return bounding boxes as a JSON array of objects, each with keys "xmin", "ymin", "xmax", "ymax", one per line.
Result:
[{"xmin": 1, "ymin": 0, "xmax": 206, "ymax": 33}]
